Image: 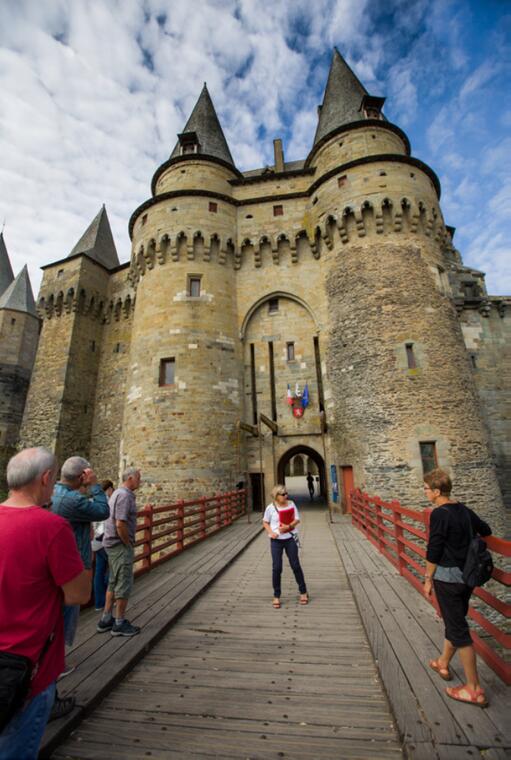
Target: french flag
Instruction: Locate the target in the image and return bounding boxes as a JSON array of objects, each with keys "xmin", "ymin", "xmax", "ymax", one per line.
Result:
[{"xmin": 287, "ymin": 384, "xmax": 293, "ymax": 406}]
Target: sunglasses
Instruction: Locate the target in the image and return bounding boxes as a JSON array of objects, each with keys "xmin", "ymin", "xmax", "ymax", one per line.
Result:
[{"xmin": 278, "ymin": 491, "xmax": 288, "ymax": 496}]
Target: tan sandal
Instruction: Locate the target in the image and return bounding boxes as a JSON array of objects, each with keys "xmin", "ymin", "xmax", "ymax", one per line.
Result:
[
  {"xmin": 299, "ymin": 594, "xmax": 309, "ymax": 605},
  {"xmin": 272, "ymin": 599, "xmax": 281, "ymax": 609}
]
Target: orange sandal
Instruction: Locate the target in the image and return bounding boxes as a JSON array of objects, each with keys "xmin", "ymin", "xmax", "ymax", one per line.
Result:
[
  {"xmin": 445, "ymin": 685, "xmax": 488, "ymax": 707},
  {"xmin": 429, "ymin": 659, "xmax": 453, "ymax": 681}
]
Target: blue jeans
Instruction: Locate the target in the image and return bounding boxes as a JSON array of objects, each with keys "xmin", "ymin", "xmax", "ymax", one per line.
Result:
[
  {"xmin": 270, "ymin": 537, "xmax": 307, "ymax": 598},
  {"xmin": 0, "ymin": 681, "xmax": 56, "ymax": 760},
  {"xmin": 93, "ymin": 548, "xmax": 109, "ymax": 609},
  {"xmin": 63, "ymin": 604, "xmax": 80, "ymax": 647}
]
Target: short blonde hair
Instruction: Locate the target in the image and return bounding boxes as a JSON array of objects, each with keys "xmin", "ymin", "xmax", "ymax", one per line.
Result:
[
  {"xmin": 271, "ymin": 484, "xmax": 288, "ymax": 502},
  {"xmin": 424, "ymin": 468, "xmax": 452, "ymax": 496}
]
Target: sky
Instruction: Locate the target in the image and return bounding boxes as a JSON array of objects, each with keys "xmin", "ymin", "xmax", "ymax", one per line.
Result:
[{"xmin": 0, "ymin": 0, "xmax": 509, "ymax": 295}]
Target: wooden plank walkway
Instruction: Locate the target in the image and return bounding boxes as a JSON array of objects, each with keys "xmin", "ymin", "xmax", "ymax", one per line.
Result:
[
  {"xmin": 51, "ymin": 506, "xmax": 402, "ymax": 760},
  {"xmin": 40, "ymin": 518, "xmax": 261, "ymax": 758},
  {"xmin": 330, "ymin": 517, "xmax": 510, "ymax": 760}
]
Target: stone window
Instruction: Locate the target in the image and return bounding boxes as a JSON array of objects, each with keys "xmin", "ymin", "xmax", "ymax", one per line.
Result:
[
  {"xmin": 420, "ymin": 442, "xmax": 437, "ymax": 474},
  {"xmin": 90, "ymin": 340, "xmax": 96, "ymax": 352},
  {"xmin": 159, "ymin": 358, "xmax": 175, "ymax": 386},
  {"xmin": 57, "ymin": 269, "xmax": 64, "ymax": 278},
  {"xmin": 273, "ymin": 205, "xmax": 283, "ymax": 217},
  {"xmin": 114, "ymin": 342, "xmax": 121, "ymax": 354},
  {"xmin": 286, "ymin": 342, "xmax": 295, "ymax": 361},
  {"xmin": 209, "ymin": 202, "xmax": 218, "ymax": 213},
  {"xmin": 141, "ymin": 214, "xmax": 147, "ymax": 226},
  {"xmin": 405, "ymin": 343, "xmax": 416, "ymax": 369},
  {"xmin": 268, "ymin": 298, "xmax": 279, "ymax": 314},
  {"xmin": 338, "ymin": 175, "xmax": 347, "ymax": 188},
  {"xmin": 188, "ymin": 275, "xmax": 201, "ymax": 297},
  {"xmin": 10, "ymin": 318, "xmax": 16, "ymax": 326},
  {"xmin": 470, "ymin": 353, "xmax": 477, "ymax": 369}
]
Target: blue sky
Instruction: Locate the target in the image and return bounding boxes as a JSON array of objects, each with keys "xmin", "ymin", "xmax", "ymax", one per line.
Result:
[{"xmin": 0, "ymin": 0, "xmax": 509, "ymax": 294}]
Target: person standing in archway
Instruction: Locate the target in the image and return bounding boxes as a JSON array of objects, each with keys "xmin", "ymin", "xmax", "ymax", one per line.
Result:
[
  {"xmin": 306, "ymin": 472, "xmax": 315, "ymax": 500},
  {"xmin": 263, "ymin": 485, "xmax": 308, "ymax": 608}
]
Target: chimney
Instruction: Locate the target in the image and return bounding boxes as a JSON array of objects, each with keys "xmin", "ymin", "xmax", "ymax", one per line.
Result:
[{"xmin": 273, "ymin": 138, "xmax": 285, "ymax": 173}]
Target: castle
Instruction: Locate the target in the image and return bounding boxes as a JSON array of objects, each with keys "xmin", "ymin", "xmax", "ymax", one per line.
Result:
[{"xmin": 1, "ymin": 49, "xmax": 509, "ymax": 527}]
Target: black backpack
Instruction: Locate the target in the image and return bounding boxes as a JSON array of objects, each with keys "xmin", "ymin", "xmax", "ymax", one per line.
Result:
[{"xmin": 462, "ymin": 509, "xmax": 493, "ymax": 588}]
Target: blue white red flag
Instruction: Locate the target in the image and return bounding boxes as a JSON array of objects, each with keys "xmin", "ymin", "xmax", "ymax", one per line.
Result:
[
  {"xmin": 302, "ymin": 383, "xmax": 309, "ymax": 408},
  {"xmin": 287, "ymin": 383, "xmax": 293, "ymax": 406}
]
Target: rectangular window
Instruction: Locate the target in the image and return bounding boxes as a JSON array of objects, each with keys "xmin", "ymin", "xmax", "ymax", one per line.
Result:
[
  {"xmin": 338, "ymin": 175, "xmax": 347, "ymax": 188},
  {"xmin": 90, "ymin": 340, "xmax": 96, "ymax": 352},
  {"xmin": 10, "ymin": 318, "xmax": 16, "ymax": 326},
  {"xmin": 208, "ymin": 201, "xmax": 218, "ymax": 213},
  {"xmin": 470, "ymin": 353, "xmax": 477, "ymax": 369},
  {"xmin": 159, "ymin": 358, "xmax": 175, "ymax": 386},
  {"xmin": 188, "ymin": 276, "xmax": 201, "ymax": 297},
  {"xmin": 286, "ymin": 342, "xmax": 295, "ymax": 361},
  {"xmin": 57, "ymin": 269, "xmax": 64, "ymax": 278},
  {"xmin": 313, "ymin": 336, "xmax": 325, "ymax": 412},
  {"xmin": 114, "ymin": 342, "xmax": 121, "ymax": 354},
  {"xmin": 273, "ymin": 204, "xmax": 283, "ymax": 216},
  {"xmin": 405, "ymin": 343, "xmax": 416, "ymax": 369},
  {"xmin": 420, "ymin": 442, "xmax": 437, "ymax": 474},
  {"xmin": 141, "ymin": 214, "xmax": 147, "ymax": 226},
  {"xmin": 268, "ymin": 298, "xmax": 279, "ymax": 314}
]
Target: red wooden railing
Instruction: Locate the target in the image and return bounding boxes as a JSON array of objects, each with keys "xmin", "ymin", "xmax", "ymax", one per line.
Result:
[
  {"xmin": 132, "ymin": 488, "xmax": 247, "ymax": 577},
  {"xmin": 351, "ymin": 489, "xmax": 511, "ymax": 684}
]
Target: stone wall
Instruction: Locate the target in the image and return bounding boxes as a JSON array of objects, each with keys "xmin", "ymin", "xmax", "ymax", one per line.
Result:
[
  {"xmin": 459, "ymin": 301, "xmax": 511, "ymax": 509},
  {"xmin": 325, "ymin": 238, "xmax": 504, "ymax": 530}
]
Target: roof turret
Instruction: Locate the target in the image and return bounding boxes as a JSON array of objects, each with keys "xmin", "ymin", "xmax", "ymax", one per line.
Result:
[
  {"xmin": 170, "ymin": 84, "xmax": 235, "ymax": 167},
  {"xmin": 0, "ymin": 265, "xmax": 37, "ymax": 317},
  {"xmin": 0, "ymin": 233, "xmax": 15, "ymax": 296},
  {"xmin": 68, "ymin": 206, "xmax": 120, "ymax": 269},
  {"xmin": 313, "ymin": 48, "xmax": 385, "ymax": 147}
]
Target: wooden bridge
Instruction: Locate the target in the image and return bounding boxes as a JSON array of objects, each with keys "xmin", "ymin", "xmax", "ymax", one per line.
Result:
[{"xmin": 42, "ymin": 496, "xmax": 510, "ymax": 760}]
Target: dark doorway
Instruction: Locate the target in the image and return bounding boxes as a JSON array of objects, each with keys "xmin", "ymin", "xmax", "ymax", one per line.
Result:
[
  {"xmin": 277, "ymin": 445, "xmax": 326, "ymax": 498},
  {"xmin": 250, "ymin": 472, "xmax": 265, "ymax": 512}
]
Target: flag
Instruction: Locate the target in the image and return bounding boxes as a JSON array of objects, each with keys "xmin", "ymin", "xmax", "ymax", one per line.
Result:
[
  {"xmin": 286, "ymin": 383, "xmax": 293, "ymax": 406},
  {"xmin": 302, "ymin": 382, "xmax": 309, "ymax": 408},
  {"xmin": 295, "ymin": 382, "xmax": 302, "ymax": 398}
]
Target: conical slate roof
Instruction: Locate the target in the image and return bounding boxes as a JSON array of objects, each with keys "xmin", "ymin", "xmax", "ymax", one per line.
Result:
[
  {"xmin": 170, "ymin": 84, "xmax": 235, "ymax": 166},
  {"xmin": 0, "ymin": 265, "xmax": 37, "ymax": 317},
  {"xmin": 68, "ymin": 206, "xmax": 120, "ymax": 269},
  {"xmin": 0, "ymin": 233, "xmax": 15, "ymax": 297},
  {"xmin": 313, "ymin": 48, "xmax": 377, "ymax": 146}
]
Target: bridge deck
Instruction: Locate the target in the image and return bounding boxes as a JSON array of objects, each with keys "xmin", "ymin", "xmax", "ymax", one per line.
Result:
[
  {"xmin": 50, "ymin": 506, "xmax": 402, "ymax": 759},
  {"xmin": 46, "ymin": 507, "xmax": 510, "ymax": 760}
]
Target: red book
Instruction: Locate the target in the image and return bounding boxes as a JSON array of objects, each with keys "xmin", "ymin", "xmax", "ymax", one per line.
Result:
[{"xmin": 278, "ymin": 506, "xmax": 295, "ymax": 527}]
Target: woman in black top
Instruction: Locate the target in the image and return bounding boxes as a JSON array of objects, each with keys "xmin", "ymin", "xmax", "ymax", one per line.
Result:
[{"xmin": 423, "ymin": 468, "xmax": 491, "ymax": 707}]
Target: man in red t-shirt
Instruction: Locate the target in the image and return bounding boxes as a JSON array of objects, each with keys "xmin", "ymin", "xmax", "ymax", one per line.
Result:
[{"xmin": 0, "ymin": 447, "xmax": 91, "ymax": 760}]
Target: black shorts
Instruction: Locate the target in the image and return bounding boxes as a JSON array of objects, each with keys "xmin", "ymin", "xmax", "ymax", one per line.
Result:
[{"xmin": 433, "ymin": 579, "xmax": 473, "ymax": 648}]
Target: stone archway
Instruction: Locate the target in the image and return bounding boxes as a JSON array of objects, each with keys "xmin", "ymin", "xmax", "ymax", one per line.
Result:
[{"xmin": 277, "ymin": 445, "xmax": 326, "ymax": 498}]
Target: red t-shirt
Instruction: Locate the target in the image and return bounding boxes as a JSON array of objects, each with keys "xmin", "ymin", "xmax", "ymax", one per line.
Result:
[{"xmin": 0, "ymin": 505, "xmax": 84, "ymax": 697}]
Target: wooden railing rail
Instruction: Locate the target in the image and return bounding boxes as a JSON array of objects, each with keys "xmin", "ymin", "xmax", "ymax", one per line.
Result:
[
  {"xmin": 351, "ymin": 488, "xmax": 511, "ymax": 684},
  {"xmin": 132, "ymin": 488, "xmax": 247, "ymax": 577}
]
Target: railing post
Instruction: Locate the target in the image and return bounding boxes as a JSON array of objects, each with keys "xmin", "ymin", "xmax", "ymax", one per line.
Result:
[
  {"xmin": 392, "ymin": 500, "xmax": 405, "ymax": 576},
  {"xmin": 375, "ymin": 497, "xmax": 384, "ymax": 553},
  {"xmin": 362, "ymin": 492, "xmax": 370, "ymax": 538},
  {"xmin": 215, "ymin": 493, "xmax": 222, "ymax": 529},
  {"xmin": 142, "ymin": 504, "xmax": 153, "ymax": 574},
  {"xmin": 176, "ymin": 500, "xmax": 184, "ymax": 553},
  {"xmin": 200, "ymin": 497, "xmax": 207, "ymax": 538}
]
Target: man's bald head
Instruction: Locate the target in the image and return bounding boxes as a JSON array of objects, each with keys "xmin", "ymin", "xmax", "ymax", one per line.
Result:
[{"xmin": 7, "ymin": 447, "xmax": 57, "ymax": 490}]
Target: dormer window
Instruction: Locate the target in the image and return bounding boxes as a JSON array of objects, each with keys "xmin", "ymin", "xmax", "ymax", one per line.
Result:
[
  {"xmin": 178, "ymin": 130, "xmax": 200, "ymax": 156},
  {"xmin": 360, "ymin": 95, "xmax": 385, "ymax": 121}
]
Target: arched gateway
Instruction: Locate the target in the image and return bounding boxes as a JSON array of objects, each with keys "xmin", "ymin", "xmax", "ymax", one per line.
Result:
[{"xmin": 277, "ymin": 445, "xmax": 326, "ymax": 498}]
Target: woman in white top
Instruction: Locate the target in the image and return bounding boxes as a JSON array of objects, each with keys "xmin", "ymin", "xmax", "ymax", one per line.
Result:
[{"xmin": 263, "ymin": 484, "xmax": 308, "ymax": 609}]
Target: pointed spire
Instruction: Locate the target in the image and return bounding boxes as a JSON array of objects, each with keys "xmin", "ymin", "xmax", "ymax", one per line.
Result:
[
  {"xmin": 170, "ymin": 84, "xmax": 235, "ymax": 166},
  {"xmin": 68, "ymin": 206, "xmax": 119, "ymax": 269},
  {"xmin": 313, "ymin": 48, "xmax": 378, "ymax": 147},
  {"xmin": 0, "ymin": 265, "xmax": 37, "ymax": 317},
  {"xmin": 0, "ymin": 233, "xmax": 15, "ymax": 297}
]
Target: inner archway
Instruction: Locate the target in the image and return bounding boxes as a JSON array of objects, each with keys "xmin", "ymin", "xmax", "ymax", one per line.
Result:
[{"xmin": 277, "ymin": 445, "xmax": 326, "ymax": 501}]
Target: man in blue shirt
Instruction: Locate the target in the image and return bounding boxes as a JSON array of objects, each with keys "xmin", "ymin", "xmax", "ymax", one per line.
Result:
[{"xmin": 52, "ymin": 457, "xmax": 109, "ymax": 656}]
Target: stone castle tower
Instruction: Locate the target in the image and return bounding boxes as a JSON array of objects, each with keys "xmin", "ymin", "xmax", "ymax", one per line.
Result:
[
  {"xmin": 0, "ymin": 234, "xmax": 39, "ymax": 482},
  {"xmin": 16, "ymin": 49, "xmax": 510, "ymax": 526}
]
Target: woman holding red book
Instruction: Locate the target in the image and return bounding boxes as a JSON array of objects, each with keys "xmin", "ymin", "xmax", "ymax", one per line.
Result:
[{"xmin": 263, "ymin": 485, "xmax": 308, "ymax": 609}]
